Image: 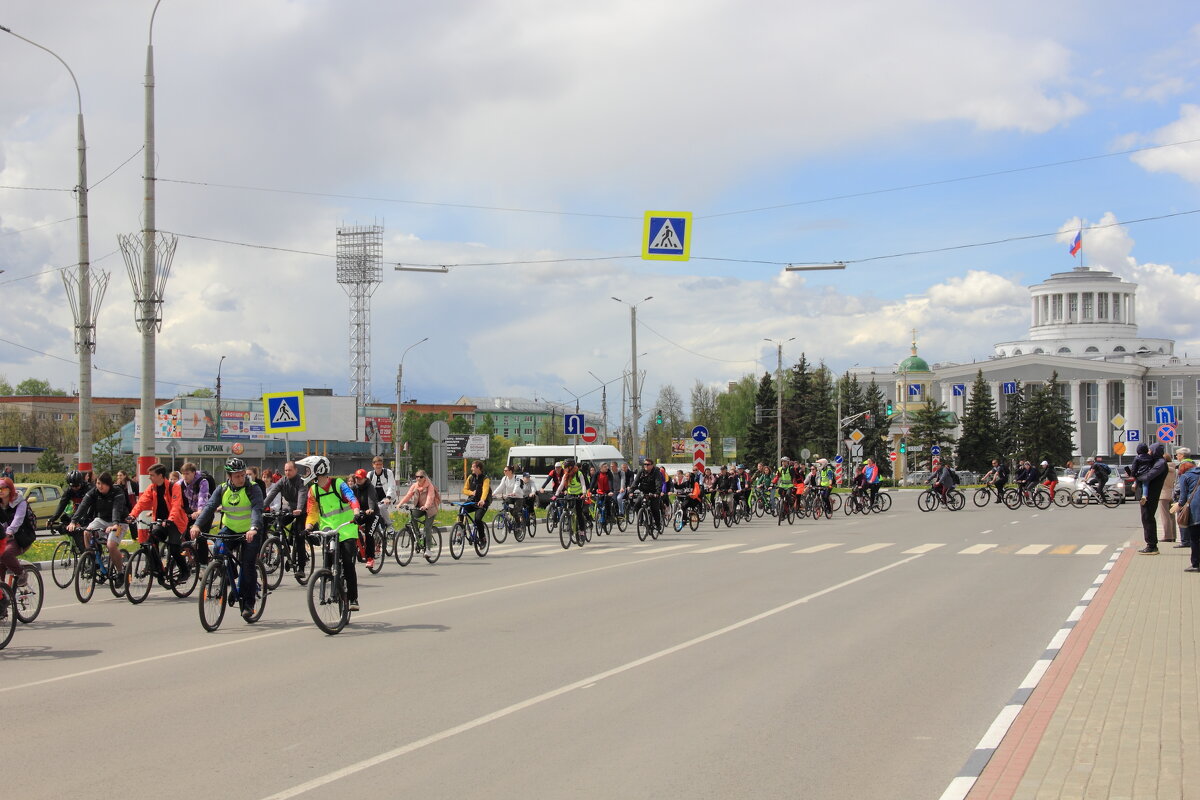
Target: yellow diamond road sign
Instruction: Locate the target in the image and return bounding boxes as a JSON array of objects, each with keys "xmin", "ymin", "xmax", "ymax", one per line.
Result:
[
  {"xmin": 1110, "ymin": 414, "xmax": 1126, "ymax": 428},
  {"xmin": 849, "ymin": 428, "xmax": 865, "ymax": 443}
]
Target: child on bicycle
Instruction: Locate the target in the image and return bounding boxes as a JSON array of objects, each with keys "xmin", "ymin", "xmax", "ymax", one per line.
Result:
[{"xmin": 298, "ymin": 456, "xmax": 363, "ymax": 612}]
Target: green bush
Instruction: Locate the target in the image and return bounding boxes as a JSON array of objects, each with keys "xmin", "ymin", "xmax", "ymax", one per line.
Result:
[{"xmin": 14, "ymin": 472, "xmax": 67, "ymax": 487}]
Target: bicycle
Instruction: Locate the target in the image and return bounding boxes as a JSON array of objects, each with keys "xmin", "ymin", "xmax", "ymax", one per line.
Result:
[
  {"xmin": 0, "ymin": 582, "xmax": 15, "ymax": 649},
  {"xmin": 671, "ymin": 493, "xmax": 701, "ymax": 532},
  {"xmin": 73, "ymin": 527, "xmax": 128, "ymax": 603},
  {"xmin": 544, "ymin": 495, "xmax": 565, "ymax": 535},
  {"xmin": 843, "ymin": 491, "xmax": 872, "ymax": 516},
  {"xmin": 197, "ymin": 532, "xmax": 268, "ymax": 632},
  {"xmin": 870, "ymin": 491, "xmax": 893, "ymax": 513},
  {"xmin": 972, "ymin": 485, "xmax": 1006, "ymax": 507},
  {"xmin": 125, "ymin": 520, "xmax": 197, "ymax": 604},
  {"xmin": 632, "ymin": 492, "xmax": 663, "ymax": 541},
  {"xmin": 712, "ymin": 492, "xmax": 732, "ymax": 528},
  {"xmin": 357, "ymin": 514, "xmax": 387, "ymax": 575},
  {"xmin": 594, "ymin": 493, "xmax": 618, "ymax": 535},
  {"xmin": 1071, "ymin": 482, "xmax": 1123, "ymax": 509},
  {"xmin": 494, "ymin": 497, "xmax": 524, "ymax": 544},
  {"xmin": 259, "ymin": 509, "xmax": 315, "ymax": 590},
  {"xmin": 1002, "ymin": 485, "xmax": 1050, "ymax": 510},
  {"xmin": 776, "ymin": 487, "xmax": 797, "ymax": 525},
  {"xmin": 392, "ymin": 505, "xmax": 443, "ymax": 566},
  {"xmin": 48, "ymin": 519, "xmax": 84, "ymax": 589},
  {"xmin": 558, "ymin": 495, "xmax": 587, "ymax": 549},
  {"xmin": 449, "ymin": 502, "xmax": 490, "ymax": 559},
  {"xmin": 3, "ymin": 561, "xmax": 44, "ymax": 624},
  {"xmin": 917, "ymin": 486, "xmax": 966, "ymax": 511},
  {"xmin": 305, "ymin": 521, "xmax": 360, "ymax": 635}
]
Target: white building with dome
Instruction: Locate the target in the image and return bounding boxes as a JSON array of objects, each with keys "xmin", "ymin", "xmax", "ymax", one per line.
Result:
[{"xmin": 854, "ymin": 265, "xmax": 1199, "ymax": 470}]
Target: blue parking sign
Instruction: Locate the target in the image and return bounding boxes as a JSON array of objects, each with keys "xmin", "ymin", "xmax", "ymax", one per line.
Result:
[{"xmin": 1126, "ymin": 429, "xmax": 1141, "ymax": 443}]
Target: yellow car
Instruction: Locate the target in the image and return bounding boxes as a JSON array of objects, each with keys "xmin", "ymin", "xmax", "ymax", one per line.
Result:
[{"xmin": 15, "ymin": 483, "xmax": 67, "ymax": 525}]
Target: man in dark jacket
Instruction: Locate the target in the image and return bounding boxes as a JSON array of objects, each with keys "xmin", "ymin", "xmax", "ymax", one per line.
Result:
[
  {"xmin": 263, "ymin": 461, "xmax": 308, "ymax": 572},
  {"xmin": 68, "ymin": 472, "xmax": 130, "ymax": 574},
  {"xmin": 350, "ymin": 469, "xmax": 381, "ymax": 567},
  {"xmin": 1133, "ymin": 442, "xmax": 1169, "ymax": 553}
]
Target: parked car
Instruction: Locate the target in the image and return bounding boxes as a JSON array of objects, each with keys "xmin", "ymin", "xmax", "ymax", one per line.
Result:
[
  {"xmin": 900, "ymin": 470, "xmax": 933, "ymax": 487},
  {"xmin": 15, "ymin": 483, "xmax": 65, "ymax": 524}
]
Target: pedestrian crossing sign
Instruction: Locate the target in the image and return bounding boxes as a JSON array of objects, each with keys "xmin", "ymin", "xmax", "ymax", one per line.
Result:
[
  {"xmin": 642, "ymin": 211, "xmax": 692, "ymax": 261},
  {"xmin": 262, "ymin": 391, "xmax": 306, "ymax": 433}
]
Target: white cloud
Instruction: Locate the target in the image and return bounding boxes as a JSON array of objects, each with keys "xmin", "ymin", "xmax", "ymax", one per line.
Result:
[{"xmin": 1128, "ymin": 104, "xmax": 1200, "ymax": 183}]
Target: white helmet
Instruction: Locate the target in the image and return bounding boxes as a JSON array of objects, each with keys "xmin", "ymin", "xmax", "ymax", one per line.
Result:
[
  {"xmin": 296, "ymin": 455, "xmax": 331, "ymax": 486},
  {"xmin": 1040, "ymin": 460, "xmax": 1049, "ymax": 466}
]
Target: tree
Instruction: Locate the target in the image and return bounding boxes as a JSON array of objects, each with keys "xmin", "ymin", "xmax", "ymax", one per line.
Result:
[
  {"xmin": 188, "ymin": 388, "xmax": 214, "ymax": 398},
  {"xmin": 744, "ymin": 373, "xmax": 778, "ymax": 466},
  {"xmin": 644, "ymin": 384, "xmax": 685, "ymax": 462},
  {"xmin": 909, "ymin": 399, "xmax": 957, "ymax": 470},
  {"xmin": 1001, "ymin": 381, "xmax": 1027, "ymax": 461},
  {"xmin": 860, "ymin": 381, "xmax": 892, "ymax": 477},
  {"xmin": 476, "ymin": 413, "xmax": 496, "ymax": 435},
  {"xmin": 957, "ymin": 370, "xmax": 1003, "ymax": 472},
  {"xmin": 1023, "ymin": 372, "xmax": 1076, "ymax": 465},
  {"xmin": 36, "ymin": 446, "xmax": 66, "ymax": 473},
  {"xmin": 690, "ymin": 380, "xmax": 720, "ymax": 456},
  {"xmin": 14, "ymin": 377, "xmax": 67, "ymax": 396},
  {"xmin": 0, "ymin": 375, "xmax": 11, "ymax": 396},
  {"xmin": 715, "ymin": 374, "xmax": 758, "ymax": 463},
  {"xmin": 449, "ymin": 415, "xmax": 471, "ymax": 434},
  {"xmin": 93, "ymin": 433, "xmax": 134, "ymax": 476}
]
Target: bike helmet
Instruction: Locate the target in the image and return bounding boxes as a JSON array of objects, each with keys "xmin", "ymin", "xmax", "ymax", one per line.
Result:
[
  {"xmin": 225, "ymin": 457, "xmax": 247, "ymax": 473},
  {"xmin": 1040, "ymin": 460, "xmax": 1049, "ymax": 466},
  {"xmin": 66, "ymin": 469, "xmax": 85, "ymax": 486},
  {"xmin": 563, "ymin": 457, "xmax": 576, "ymax": 468},
  {"xmin": 296, "ymin": 455, "xmax": 331, "ymax": 486},
  {"xmin": 554, "ymin": 461, "xmax": 564, "ymax": 469}
]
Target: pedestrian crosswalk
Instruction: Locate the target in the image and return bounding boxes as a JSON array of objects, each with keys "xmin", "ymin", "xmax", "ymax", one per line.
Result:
[{"xmin": 537, "ymin": 541, "xmax": 1115, "ymax": 557}]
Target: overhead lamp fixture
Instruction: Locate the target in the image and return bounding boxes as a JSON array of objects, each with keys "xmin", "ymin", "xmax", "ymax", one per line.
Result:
[
  {"xmin": 785, "ymin": 262, "xmax": 847, "ymax": 272},
  {"xmin": 394, "ymin": 265, "xmax": 450, "ymax": 273}
]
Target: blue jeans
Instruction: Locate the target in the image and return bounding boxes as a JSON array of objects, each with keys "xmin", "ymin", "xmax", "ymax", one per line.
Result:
[{"xmin": 218, "ymin": 527, "xmax": 262, "ymax": 612}]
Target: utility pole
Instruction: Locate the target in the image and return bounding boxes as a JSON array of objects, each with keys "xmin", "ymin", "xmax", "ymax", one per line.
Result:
[
  {"xmin": 215, "ymin": 355, "xmax": 225, "ymax": 440},
  {"xmin": 141, "ymin": 1, "xmax": 164, "ymax": 488},
  {"xmin": 764, "ymin": 337, "xmax": 794, "ymax": 465},
  {"xmin": 613, "ymin": 296, "xmax": 652, "ymax": 461}
]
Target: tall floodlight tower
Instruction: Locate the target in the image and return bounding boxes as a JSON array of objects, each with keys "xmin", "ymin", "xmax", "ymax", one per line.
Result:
[{"xmin": 336, "ymin": 223, "xmax": 383, "ymax": 405}]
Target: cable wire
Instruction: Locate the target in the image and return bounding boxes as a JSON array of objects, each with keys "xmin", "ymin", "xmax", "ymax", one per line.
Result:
[
  {"xmin": 0, "ymin": 336, "xmax": 208, "ymax": 390},
  {"xmin": 0, "ymin": 184, "xmax": 71, "ymax": 192},
  {"xmin": 88, "ymin": 146, "xmax": 143, "ymax": 191},
  {"xmin": 0, "ymin": 216, "xmax": 76, "ymax": 238},
  {"xmin": 0, "ymin": 249, "xmax": 119, "ymax": 286},
  {"xmin": 636, "ymin": 319, "xmax": 762, "ymax": 366}
]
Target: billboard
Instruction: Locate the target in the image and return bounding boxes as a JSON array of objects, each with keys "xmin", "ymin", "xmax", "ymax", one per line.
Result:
[
  {"xmin": 361, "ymin": 416, "xmax": 394, "ymax": 444},
  {"xmin": 444, "ymin": 434, "xmax": 490, "ymax": 459},
  {"xmin": 135, "ymin": 408, "xmax": 210, "ymax": 440},
  {"xmin": 220, "ymin": 410, "xmax": 267, "ymax": 440}
]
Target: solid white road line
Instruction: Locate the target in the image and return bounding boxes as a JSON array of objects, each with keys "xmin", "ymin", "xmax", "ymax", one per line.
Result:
[
  {"xmin": 1016, "ymin": 544, "xmax": 1051, "ymax": 555},
  {"xmin": 902, "ymin": 543, "xmax": 945, "ymax": 554},
  {"xmin": 847, "ymin": 543, "xmax": 894, "ymax": 554},
  {"xmin": 1047, "ymin": 628, "xmax": 1070, "ymax": 650},
  {"xmin": 1019, "ymin": 659, "xmax": 1052, "ymax": 689},
  {"xmin": 258, "ymin": 554, "xmax": 925, "ymax": 800},
  {"xmin": 740, "ymin": 543, "xmax": 793, "ymax": 554},
  {"xmin": 1076, "ymin": 544, "xmax": 1107, "ymax": 555},
  {"xmin": 794, "ymin": 543, "xmax": 843, "ymax": 554},
  {"xmin": 0, "ymin": 546, "xmax": 700, "ymax": 695},
  {"xmin": 958, "ymin": 544, "xmax": 997, "ymax": 555},
  {"xmin": 583, "ymin": 546, "xmax": 630, "ymax": 555},
  {"xmin": 976, "ymin": 704, "xmax": 1023, "ymax": 749},
  {"xmin": 692, "ymin": 543, "xmax": 745, "ymax": 553}
]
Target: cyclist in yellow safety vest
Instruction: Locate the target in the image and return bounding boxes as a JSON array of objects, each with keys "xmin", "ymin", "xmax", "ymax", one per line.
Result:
[
  {"xmin": 816, "ymin": 458, "xmax": 835, "ymax": 517},
  {"xmin": 190, "ymin": 457, "xmax": 265, "ymax": 622},
  {"xmin": 298, "ymin": 455, "xmax": 363, "ymax": 612},
  {"xmin": 551, "ymin": 457, "xmax": 589, "ymax": 534}
]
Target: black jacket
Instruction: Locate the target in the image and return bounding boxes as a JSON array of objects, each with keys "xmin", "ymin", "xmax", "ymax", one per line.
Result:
[
  {"xmin": 264, "ymin": 475, "xmax": 306, "ymax": 511},
  {"xmin": 72, "ymin": 486, "xmax": 129, "ymax": 525}
]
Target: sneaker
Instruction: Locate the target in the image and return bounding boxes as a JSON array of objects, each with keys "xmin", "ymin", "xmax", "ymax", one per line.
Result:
[
  {"xmin": 1174, "ymin": 544, "xmax": 1189, "ymax": 548},
  {"xmin": 241, "ymin": 608, "xmax": 254, "ymax": 621},
  {"xmin": 1138, "ymin": 547, "xmax": 1159, "ymax": 555},
  {"xmin": 15, "ymin": 570, "xmax": 29, "ymax": 587},
  {"xmin": 1185, "ymin": 567, "xmax": 1200, "ymax": 573},
  {"xmin": 366, "ymin": 558, "xmax": 375, "ymax": 570},
  {"xmin": 349, "ymin": 601, "xmax": 359, "ymax": 612}
]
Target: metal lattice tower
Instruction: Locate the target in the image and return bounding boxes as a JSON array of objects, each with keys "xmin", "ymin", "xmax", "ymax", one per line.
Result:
[{"xmin": 336, "ymin": 223, "xmax": 383, "ymax": 405}]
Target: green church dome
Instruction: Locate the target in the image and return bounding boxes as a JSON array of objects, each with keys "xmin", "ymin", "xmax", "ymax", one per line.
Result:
[{"xmin": 898, "ymin": 354, "xmax": 930, "ymax": 372}]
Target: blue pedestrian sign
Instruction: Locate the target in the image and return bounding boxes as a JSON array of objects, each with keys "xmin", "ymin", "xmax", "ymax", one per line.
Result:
[
  {"xmin": 1126, "ymin": 429, "xmax": 1141, "ymax": 443},
  {"xmin": 564, "ymin": 414, "xmax": 585, "ymax": 436},
  {"xmin": 1154, "ymin": 405, "xmax": 1176, "ymax": 425},
  {"xmin": 642, "ymin": 211, "xmax": 692, "ymax": 261},
  {"xmin": 262, "ymin": 391, "xmax": 306, "ymax": 434},
  {"xmin": 930, "ymin": 445, "xmax": 942, "ymax": 456},
  {"xmin": 691, "ymin": 425, "xmax": 709, "ymax": 443},
  {"xmin": 952, "ymin": 384, "xmax": 966, "ymax": 396},
  {"xmin": 1002, "ymin": 381, "xmax": 1018, "ymax": 395}
]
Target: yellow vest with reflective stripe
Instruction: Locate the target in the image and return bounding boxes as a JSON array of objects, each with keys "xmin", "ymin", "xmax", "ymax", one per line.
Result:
[
  {"xmin": 312, "ymin": 478, "xmax": 357, "ymax": 540},
  {"xmin": 221, "ymin": 484, "xmax": 253, "ymax": 533}
]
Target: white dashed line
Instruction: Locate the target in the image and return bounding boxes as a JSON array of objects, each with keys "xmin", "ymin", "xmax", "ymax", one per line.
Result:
[
  {"xmin": 1016, "ymin": 545, "xmax": 1051, "ymax": 555},
  {"xmin": 902, "ymin": 543, "xmax": 945, "ymax": 554},
  {"xmin": 794, "ymin": 543, "xmax": 843, "ymax": 554},
  {"xmin": 958, "ymin": 543, "xmax": 997, "ymax": 555},
  {"xmin": 740, "ymin": 543, "xmax": 794, "ymax": 554},
  {"xmin": 847, "ymin": 543, "xmax": 894, "ymax": 554}
]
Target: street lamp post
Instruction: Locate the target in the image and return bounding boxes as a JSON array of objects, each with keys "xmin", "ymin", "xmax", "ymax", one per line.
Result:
[
  {"xmin": 394, "ymin": 337, "xmax": 428, "ymax": 480},
  {"xmin": 612, "ymin": 296, "xmax": 652, "ymax": 462},
  {"xmin": 139, "ymin": 0, "xmax": 166, "ymax": 488},
  {"xmin": 215, "ymin": 355, "xmax": 226, "ymax": 440},
  {"xmin": 2, "ymin": 24, "xmax": 99, "ymax": 474},
  {"xmin": 764, "ymin": 337, "xmax": 794, "ymax": 465}
]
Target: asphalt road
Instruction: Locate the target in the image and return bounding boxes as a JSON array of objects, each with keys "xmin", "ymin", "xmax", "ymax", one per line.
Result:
[{"xmin": 2, "ymin": 494, "xmax": 1141, "ymax": 800}]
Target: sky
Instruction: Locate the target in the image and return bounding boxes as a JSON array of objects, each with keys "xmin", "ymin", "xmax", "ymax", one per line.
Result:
[{"xmin": 2, "ymin": 0, "xmax": 1199, "ymax": 421}]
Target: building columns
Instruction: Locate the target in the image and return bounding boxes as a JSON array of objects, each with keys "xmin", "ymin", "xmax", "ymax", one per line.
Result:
[
  {"xmin": 1069, "ymin": 379, "xmax": 1083, "ymax": 457},
  {"xmin": 1123, "ymin": 378, "xmax": 1143, "ymax": 441},
  {"xmin": 1096, "ymin": 380, "xmax": 1110, "ymax": 456}
]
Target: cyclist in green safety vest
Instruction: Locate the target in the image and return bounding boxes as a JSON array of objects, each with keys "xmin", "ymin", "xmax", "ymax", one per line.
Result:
[
  {"xmin": 816, "ymin": 458, "xmax": 835, "ymax": 516},
  {"xmin": 298, "ymin": 455, "xmax": 363, "ymax": 612},
  {"xmin": 552, "ymin": 457, "xmax": 590, "ymax": 535},
  {"xmin": 191, "ymin": 457, "xmax": 265, "ymax": 622}
]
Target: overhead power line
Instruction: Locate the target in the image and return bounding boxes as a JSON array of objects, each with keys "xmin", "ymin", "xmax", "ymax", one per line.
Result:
[
  {"xmin": 636, "ymin": 319, "xmax": 762, "ymax": 366},
  {"xmin": 0, "ymin": 335, "xmax": 208, "ymax": 390}
]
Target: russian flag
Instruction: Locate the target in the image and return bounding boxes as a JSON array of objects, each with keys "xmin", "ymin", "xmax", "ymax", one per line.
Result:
[{"xmin": 1069, "ymin": 230, "xmax": 1082, "ymax": 257}]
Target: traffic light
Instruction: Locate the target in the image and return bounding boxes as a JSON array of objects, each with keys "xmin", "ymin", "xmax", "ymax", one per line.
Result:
[
  {"xmin": 899, "ymin": 441, "xmax": 907, "ymax": 454},
  {"xmin": 886, "ymin": 402, "xmax": 893, "ymax": 416},
  {"xmin": 655, "ymin": 409, "xmax": 663, "ymax": 425}
]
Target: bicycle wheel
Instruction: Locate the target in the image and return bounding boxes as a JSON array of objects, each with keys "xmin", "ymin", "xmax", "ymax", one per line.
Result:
[
  {"xmin": 0, "ymin": 582, "xmax": 15, "ymax": 650},
  {"xmin": 560, "ymin": 513, "xmax": 573, "ymax": 549},
  {"xmin": 449, "ymin": 523, "xmax": 466, "ymax": 560},
  {"xmin": 877, "ymin": 493, "xmax": 893, "ymax": 512},
  {"xmin": 973, "ymin": 488, "xmax": 992, "ymax": 507},
  {"xmin": 261, "ymin": 537, "xmax": 284, "ymax": 591},
  {"xmin": 424, "ymin": 528, "xmax": 443, "ymax": 564},
  {"xmin": 306, "ymin": 568, "xmax": 349, "ymax": 635},
  {"xmin": 393, "ymin": 526, "xmax": 415, "ymax": 567},
  {"xmin": 168, "ymin": 548, "xmax": 198, "ymax": 599},
  {"xmin": 492, "ymin": 515, "xmax": 509, "ymax": 545},
  {"xmin": 687, "ymin": 510, "xmax": 699, "ymax": 531},
  {"xmin": 949, "ymin": 490, "xmax": 966, "ymax": 511},
  {"xmin": 367, "ymin": 530, "xmax": 386, "ymax": 574},
  {"xmin": 843, "ymin": 497, "xmax": 855, "ymax": 516},
  {"xmin": 74, "ymin": 555, "xmax": 97, "ymax": 604},
  {"xmin": 245, "ymin": 563, "xmax": 268, "ymax": 623},
  {"xmin": 51, "ymin": 540, "xmax": 77, "ymax": 589},
  {"xmin": 295, "ymin": 539, "xmax": 315, "ymax": 586},
  {"xmin": 198, "ymin": 562, "xmax": 228, "ymax": 632},
  {"xmin": 829, "ymin": 494, "xmax": 842, "ymax": 513},
  {"xmin": 636, "ymin": 510, "xmax": 648, "ymax": 541},
  {"xmin": 125, "ymin": 550, "xmax": 153, "ymax": 605},
  {"xmin": 545, "ymin": 507, "xmax": 559, "ymax": 534},
  {"xmin": 1002, "ymin": 488, "xmax": 1022, "ymax": 510},
  {"xmin": 1070, "ymin": 489, "xmax": 1089, "ymax": 508},
  {"xmin": 473, "ymin": 525, "xmax": 490, "ymax": 557},
  {"xmin": 917, "ymin": 491, "xmax": 936, "ymax": 512},
  {"xmin": 615, "ymin": 507, "xmax": 627, "ymax": 532},
  {"xmin": 513, "ymin": 517, "xmax": 526, "ymax": 543},
  {"xmin": 14, "ymin": 563, "xmax": 44, "ymax": 623},
  {"xmin": 673, "ymin": 508, "xmax": 685, "ymax": 532},
  {"xmin": 1033, "ymin": 489, "xmax": 1051, "ymax": 510},
  {"xmin": 109, "ymin": 554, "xmax": 128, "ymax": 599},
  {"xmin": 1052, "ymin": 490, "xmax": 1071, "ymax": 508},
  {"xmin": 649, "ymin": 512, "xmax": 662, "ymax": 540}
]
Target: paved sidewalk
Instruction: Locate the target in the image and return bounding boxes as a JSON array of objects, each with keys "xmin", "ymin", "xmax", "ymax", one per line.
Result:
[{"xmin": 969, "ymin": 542, "xmax": 1200, "ymax": 800}]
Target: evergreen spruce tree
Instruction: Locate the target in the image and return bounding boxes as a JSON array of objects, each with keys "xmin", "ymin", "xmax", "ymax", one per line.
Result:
[
  {"xmin": 1024, "ymin": 372, "xmax": 1076, "ymax": 465},
  {"xmin": 1001, "ymin": 381, "xmax": 1027, "ymax": 461},
  {"xmin": 861, "ymin": 381, "xmax": 892, "ymax": 477},
  {"xmin": 807, "ymin": 364, "xmax": 838, "ymax": 458},
  {"xmin": 909, "ymin": 399, "xmax": 957, "ymax": 470},
  {"xmin": 745, "ymin": 373, "xmax": 778, "ymax": 465},
  {"xmin": 781, "ymin": 354, "xmax": 812, "ymax": 457},
  {"xmin": 956, "ymin": 370, "xmax": 1003, "ymax": 471}
]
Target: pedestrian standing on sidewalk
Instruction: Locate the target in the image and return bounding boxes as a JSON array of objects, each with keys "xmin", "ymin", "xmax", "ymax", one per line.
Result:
[
  {"xmin": 1174, "ymin": 448, "xmax": 1195, "ymax": 550},
  {"xmin": 1159, "ymin": 449, "xmax": 1180, "ymax": 543},
  {"xmin": 1173, "ymin": 457, "xmax": 1200, "ymax": 572},
  {"xmin": 1133, "ymin": 442, "xmax": 1169, "ymax": 554}
]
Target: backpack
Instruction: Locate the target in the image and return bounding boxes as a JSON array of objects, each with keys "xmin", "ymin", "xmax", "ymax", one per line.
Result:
[
  {"xmin": 1093, "ymin": 462, "xmax": 1111, "ymax": 480},
  {"xmin": 197, "ymin": 471, "xmax": 218, "ymax": 496}
]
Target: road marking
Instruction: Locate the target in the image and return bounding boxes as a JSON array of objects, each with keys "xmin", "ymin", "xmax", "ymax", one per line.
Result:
[
  {"xmin": 1066, "ymin": 605, "xmax": 1085, "ymax": 622},
  {"xmin": 1076, "ymin": 544, "xmax": 1107, "ymax": 555},
  {"xmin": 847, "ymin": 543, "xmax": 894, "ymax": 554},
  {"xmin": 258, "ymin": 554, "xmax": 924, "ymax": 800},
  {"xmin": 1019, "ymin": 659, "xmax": 1052, "ymax": 689},
  {"xmin": 692, "ymin": 543, "xmax": 745, "ymax": 553},
  {"xmin": 903, "ymin": 543, "xmax": 945, "ymax": 554},
  {"xmin": 584, "ymin": 546, "xmax": 630, "ymax": 555},
  {"xmin": 992, "ymin": 543, "xmax": 1023, "ymax": 555},
  {"xmin": 740, "ymin": 543, "xmax": 793, "ymax": 554},
  {"xmin": 1081, "ymin": 587, "xmax": 1098, "ymax": 601},
  {"xmin": 958, "ymin": 543, "xmax": 997, "ymax": 555},
  {"xmin": 1016, "ymin": 545, "xmax": 1051, "ymax": 555},
  {"xmin": 1048, "ymin": 545, "xmax": 1076, "ymax": 555},
  {"xmin": 794, "ymin": 543, "xmax": 842, "ymax": 554},
  {"xmin": 1047, "ymin": 628, "xmax": 1070, "ymax": 650},
  {"xmin": 1009, "ymin": 520, "xmax": 1020, "ymax": 525},
  {"xmin": 643, "ymin": 543, "xmax": 696, "ymax": 554},
  {"xmin": 976, "ymin": 704, "xmax": 1023, "ymax": 749},
  {"xmin": 0, "ymin": 545, "xmax": 700, "ymax": 696},
  {"xmin": 980, "ymin": 529, "xmax": 993, "ymax": 535}
]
